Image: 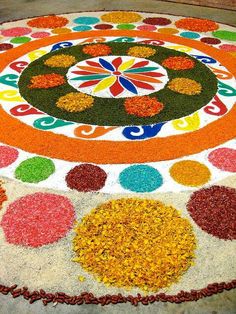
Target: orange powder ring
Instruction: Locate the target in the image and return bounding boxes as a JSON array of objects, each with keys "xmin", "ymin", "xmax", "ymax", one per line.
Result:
[{"xmin": 0, "ymin": 30, "xmax": 236, "ymax": 165}]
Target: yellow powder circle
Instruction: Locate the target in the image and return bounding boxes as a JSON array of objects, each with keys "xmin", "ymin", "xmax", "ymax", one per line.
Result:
[
  {"xmin": 72, "ymin": 198, "xmax": 196, "ymax": 292},
  {"xmin": 168, "ymin": 78, "xmax": 202, "ymax": 95},
  {"xmin": 101, "ymin": 11, "xmax": 142, "ymax": 23},
  {"xmin": 127, "ymin": 46, "xmax": 156, "ymax": 58},
  {"xmin": 44, "ymin": 54, "xmax": 76, "ymax": 67},
  {"xmin": 51, "ymin": 27, "xmax": 72, "ymax": 34},
  {"xmin": 170, "ymin": 160, "xmax": 211, "ymax": 186},
  {"xmin": 158, "ymin": 27, "xmax": 179, "ymax": 34},
  {"xmin": 56, "ymin": 92, "xmax": 94, "ymax": 112}
]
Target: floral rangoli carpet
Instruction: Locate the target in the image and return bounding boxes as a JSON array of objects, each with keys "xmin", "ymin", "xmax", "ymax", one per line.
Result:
[{"xmin": 0, "ymin": 10, "xmax": 235, "ymax": 307}]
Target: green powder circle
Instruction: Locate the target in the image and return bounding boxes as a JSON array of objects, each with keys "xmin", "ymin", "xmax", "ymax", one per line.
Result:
[
  {"xmin": 15, "ymin": 156, "xmax": 55, "ymax": 183},
  {"xmin": 10, "ymin": 36, "xmax": 31, "ymax": 44},
  {"xmin": 212, "ymin": 30, "xmax": 236, "ymax": 41}
]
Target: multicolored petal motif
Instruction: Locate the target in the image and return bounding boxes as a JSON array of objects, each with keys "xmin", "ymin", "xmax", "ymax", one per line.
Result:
[{"xmin": 69, "ymin": 56, "xmax": 165, "ymax": 97}]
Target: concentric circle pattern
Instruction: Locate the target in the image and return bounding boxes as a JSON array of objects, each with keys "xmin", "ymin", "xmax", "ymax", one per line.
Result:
[{"xmin": 0, "ymin": 10, "xmax": 236, "ymax": 307}]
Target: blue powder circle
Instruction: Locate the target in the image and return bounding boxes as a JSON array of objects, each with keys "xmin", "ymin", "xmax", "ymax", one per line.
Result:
[
  {"xmin": 119, "ymin": 165, "xmax": 163, "ymax": 192},
  {"xmin": 73, "ymin": 17, "xmax": 100, "ymax": 25},
  {"xmin": 180, "ymin": 31, "xmax": 200, "ymax": 39},
  {"xmin": 72, "ymin": 25, "xmax": 92, "ymax": 32}
]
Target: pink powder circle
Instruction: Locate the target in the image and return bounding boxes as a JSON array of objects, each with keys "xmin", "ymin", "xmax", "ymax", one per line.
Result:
[
  {"xmin": 219, "ymin": 44, "xmax": 236, "ymax": 52},
  {"xmin": 31, "ymin": 31, "xmax": 50, "ymax": 38},
  {"xmin": 1, "ymin": 192, "xmax": 76, "ymax": 247},
  {"xmin": 208, "ymin": 148, "xmax": 236, "ymax": 172},
  {"xmin": 1, "ymin": 27, "xmax": 32, "ymax": 37},
  {"xmin": 137, "ymin": 24, "xmax": 157, "ymax": 31},
  {"xmin": 0, "ymin": 146, "xmax": 19, "ymax": 168}
]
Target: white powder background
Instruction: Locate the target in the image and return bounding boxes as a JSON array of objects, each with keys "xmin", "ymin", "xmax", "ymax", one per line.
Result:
[{"xmin": 0, "ymin": 174, "xmax": 235, "ymax": 297}]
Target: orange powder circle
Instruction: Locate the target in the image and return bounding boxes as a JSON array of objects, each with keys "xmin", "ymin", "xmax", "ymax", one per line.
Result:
[
  {"xmin": 162, "ymin": 56, "xmax": 195, "ymax": 70},
  {"xmin": 51, "ymin": 27, "xmax": 71, "ymax": 34},
  {"xmin": 169, "ymin": 160, "xmax": 211, "ymax": 186},
  {"xmin": 158, "ymin": 28, "xmax": 179, "ymax": 34},
  {"xmin": 82, "ymin": 44, "xmax": 112, "ymax": 57},
  {"xmin": 175, "ymin": 18, "xmax": 219, "ymax": 32},
  {"xmin": 27, "ymin": 15, "xmax": 69, "ymax": 29}
]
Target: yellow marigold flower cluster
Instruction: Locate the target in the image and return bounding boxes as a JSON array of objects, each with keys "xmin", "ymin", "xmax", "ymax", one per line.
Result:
[
  {"xmin": 168, "ymin": 78, "xmax": 202, "ymax": 95},
  {"xmin": 72, "ymin": 198, "xmax": 196, "ymax": 292},
  {"xmin": 56, "ymin": 92, "xmax": 94, "ymax": 112},
  {"xmin": 127, "ymin": 46, "xmax": 156, "ymax": 58},
  {"xmin": 44, "ymin": 54, "xmax": 76, "ymax": 67},
  {"xmin": 101, "ymin": 11, "xmax": 142, "ymax": 23}
]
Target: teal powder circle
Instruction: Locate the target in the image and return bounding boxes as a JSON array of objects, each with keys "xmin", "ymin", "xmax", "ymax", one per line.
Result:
[
  {"xmin": 180, "ymin": 32, "xmax": 200, "ymax": 39},
  {"xmin": 119, "ymin": 165, "xmax": 163, "ymax": 192},
  {"xmin": 72, "ymin": 25, "xmax": 92, "ymax": 31},
  {"xmin": 73, "ymin": 17, "xmax": 100, "ymax": 25},
  {"xmin": 15, "ymin": 156, "xmax": 55, "ymax": 183}
]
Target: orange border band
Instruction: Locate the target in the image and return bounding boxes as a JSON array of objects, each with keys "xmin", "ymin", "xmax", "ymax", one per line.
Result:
[{"xmin": 0, "ymin": 30, "xmax": 235, "ymax": 164}]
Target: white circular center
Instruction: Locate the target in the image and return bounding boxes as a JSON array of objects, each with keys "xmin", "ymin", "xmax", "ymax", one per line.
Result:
[{"xmin": 67, "ymin": 56, "xmax": 168, "ymax": 98}]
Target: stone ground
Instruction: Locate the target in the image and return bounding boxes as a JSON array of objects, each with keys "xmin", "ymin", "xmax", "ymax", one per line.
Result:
[{"xmin": 0, "ymin": 0, "xmax": 236, "ymax": 313}]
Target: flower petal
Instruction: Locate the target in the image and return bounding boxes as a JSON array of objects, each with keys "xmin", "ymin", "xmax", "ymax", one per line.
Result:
[
  {"xmin": 72, "ymin": 70, "xmax": 101, "ymax": 76},
  {"xmin": 124, "ymin": 67, "xmax": 159, "ymax": 73},
  {"xmin": 79, "ymin": 80, "xmax": 101, "ymax": 88},
  {"xmin": 93, "ymin": 76, "xmax": 117, "ymax": 93},
  {"xmin": 118, "ymin": 59, "xmax": 135, "ymax": 71},
  {"xmin": 128, "ymin": 79, "xmax": 155, "ymax": 90},
  {"xmin": 119, "ymin": 76, "xmax": 138, "ymax": 94},
  {"xmin": 130, "ymin": 60, "xmax": 149, "ymax": 69},
  {"xmin": 109, "ymin": 79, "xmax": 124, "ymax": 96},
  {"xmin": 86, "ymin": 60, "xmax": 103, "ymax": 68},
  {"xmin": 99, "ymin": 58, "xmax": 115, "ymax": 71},
  {"xmin": 71, "ymin": 74, "xmax": 109, "ymax": 81},
  {"xmin": 77, "ymin": 65, "xmax": 109, "ymax": 74},
  {"xmin": 124, "ymin": 73, "xmax": 162, "ymax": 83},
  {"xmin": 112, "ymin": 57, "xmax": 123, "ymax": 70}
]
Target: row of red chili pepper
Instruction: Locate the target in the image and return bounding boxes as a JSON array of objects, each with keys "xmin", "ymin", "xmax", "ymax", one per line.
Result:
[{"xmin": 0, "ymin": 280, "xmax": 235, "ymax": 306}]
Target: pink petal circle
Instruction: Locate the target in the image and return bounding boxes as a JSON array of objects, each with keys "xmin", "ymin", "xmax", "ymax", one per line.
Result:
[
  {"xmin": 0, "ymin": 146, "xmax": 19, "ymax": 168},
  {"xmin": 1, "ymin": 27, "xmax": 32, "ymax": 37},
  {"xmin": 1, "ymin": 192, "xmax": 76, "ymax": 247},
  {"xmin": 208, "ymin": 148, "xmax": 236, "ymax": 172},
  {"xmin": 31, "ymin": 31, "xmax": 50, "ymax": 38}
]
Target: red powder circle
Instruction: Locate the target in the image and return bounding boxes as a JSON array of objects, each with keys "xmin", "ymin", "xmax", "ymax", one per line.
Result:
[
  {"xmin": 66, "ymin": 164, "xmax": 107, "ymax": 192},
  {"xmin": 143, "ymin": 17, "xmax": 171, "ymax": 26},
  {"xmin": 0, "ymin": 146, "xmax": 19, "ymax": 168},
  {"xmin": 1, "ymin": 192, "xmax": 75, "ymax": 247},
  {"xmin": 200, "ymin": 37, "xmax": 221, "ymax": 45},
  {"xmin": 187, "ymin": 186, "xmax": 236, "ymax": 240},
  {"xmin": 208, "ymin": 148, "xmax": 236, "ymax": 172},
  {"xmin": 1, "ymin": 27, "xmax": 32, "ymax": 37},
  {"xmin": 94, "ymin": 24, "xmax": 113, "ymax": 29},
  {"xmin": 0, "ymin": 43, "xmax": 13, "ymax": 51},
  {"xmin": 0, "ymin": 185, "xmax": 7, "ymax": 210},
  {"xmin": 31, "ymin": 31, "xmax": 50, "ymax": 38}
]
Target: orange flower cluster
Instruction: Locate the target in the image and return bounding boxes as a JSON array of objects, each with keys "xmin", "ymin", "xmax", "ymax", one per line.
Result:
[
  {"xmin": 124, "ymin": 96, "xmax": 164, "ymax": 117},
  {"xmin": 28, "ymin": 73, "xmax": 65, "ymax": 89},
  {"xmin": 168, "ymin": 78, "xmax": 202, "ymax": 95},
  {"xmin": 162, "ymin": 56, "xmax": 195, "ymax": 70},
  {"xmin": 27, "ymin": 15, "xmax": 69, "ymax": 29},
  {"xmin": 175, "ymin": 18, "xmax": 219, "ymax": 32},
  {"xmin": 82, "ymin": 44, "xmax": 112, "ymax": 57},
  {"xmin": 72, "ymin": 198, "xmax": 196, "ymax": 292}
]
